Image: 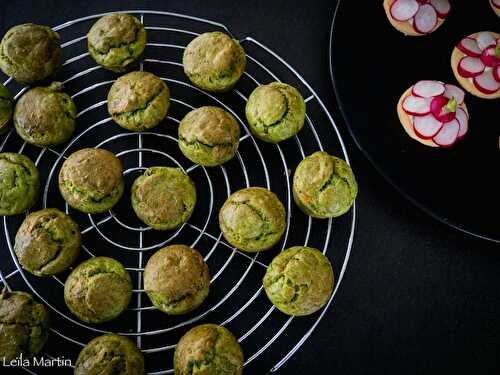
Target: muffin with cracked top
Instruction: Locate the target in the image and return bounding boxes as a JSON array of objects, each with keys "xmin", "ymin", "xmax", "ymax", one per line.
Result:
[
  {"xmin": 144, "ymin": 245, "xmax": 210, "ymax": 315},
  {"xmin": 14, "ymin": 208, "xmax": 81, "ymax": 277},
  {"xmin": 246, "ymin": 82, "xmax": 306, "ymax": 143},
  {"xmin": 14, "ymin": 82, "xmax": 76, "ymax": 147},
  {"xmin": 178, "ymin": 106, "xmax": 240, "ymax": 166},
  {"xmin": 58, "ymin": 148, "xmax": 124, "ymax": 214},
  {"xmin": 108, "ymin": 71, "xmax": 170, "ymax": 131},
  {"xmin": 87, "ymin": 13, "xmax": 146, "ymax": 72},
  {"xmin": 183, "ymin": 31, "xmax": 246, "ymax": 92},
  {"xmin": 0, "ymin": 23, "xmax": 61, "ymax": 84},
  {"xmin": 64, "ymin": 256, "xmax": 132, "ymax": 324},
  {"xmin": 75, "ymin": 334, "xmax": 145, "ymax": 375},
  {"xmin": 263, "ymin": 246, "xmax": 334, "ymax": 316},
  {"xmin": 174, "ymin": 324, "xmax": 244, "ymax": 375},
  {"xmin": 0, "ymin": 83, "xmax": 13, "ymax": 134},
  {"xmin": 219, "ymin": 187, "xmax": 286, "ymax": 252}
]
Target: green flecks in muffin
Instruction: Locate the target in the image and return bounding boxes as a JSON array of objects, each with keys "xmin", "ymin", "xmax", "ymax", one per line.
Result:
[{"xmin": 0, "ymin": 84, "xmax": 13, "ymax": 131}]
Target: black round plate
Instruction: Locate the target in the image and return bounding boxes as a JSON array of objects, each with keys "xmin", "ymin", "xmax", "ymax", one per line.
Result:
[{"xmin": 330, "ymin": 1, "xmax": 500, "ymax": 243}]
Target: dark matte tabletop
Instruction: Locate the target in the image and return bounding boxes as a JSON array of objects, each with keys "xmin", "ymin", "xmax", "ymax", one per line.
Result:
[{"xmin": 1, "ymin": 1, "xmax": 499, "ymax": 374}]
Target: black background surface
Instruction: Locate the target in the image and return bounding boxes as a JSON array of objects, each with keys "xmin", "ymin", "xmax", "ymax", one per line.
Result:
[{"xmin": 1, "ymin": 1, "xmax": 499, "ymax": 375}]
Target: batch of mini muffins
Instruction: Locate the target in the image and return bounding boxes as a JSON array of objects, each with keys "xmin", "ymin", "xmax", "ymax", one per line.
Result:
[
  {"xmin": 0, "ymin": 13, "xmax": 358, "ymax": 375},
  {"xmin": 384, "ymin": 0, "xmax": 499, "ymax": 148}
]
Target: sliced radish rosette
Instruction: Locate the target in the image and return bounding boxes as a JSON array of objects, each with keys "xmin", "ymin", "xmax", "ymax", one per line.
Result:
[
  {"xmin": 389, "ymin": 0, "xmax": 450, "ymax": 34},
  {"xmin": 401, "ymin": 80, "xmax": 468, "ymax": 148}
]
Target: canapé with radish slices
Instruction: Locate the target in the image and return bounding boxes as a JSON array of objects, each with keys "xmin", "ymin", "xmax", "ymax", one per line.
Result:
[
  {"xmin": 451, "ymin": 31, "xmax": 500, "ymax": 99},
  {"xmin": 490, "ymin": 0, "xmax": 500, "ymax": 16},
  {"xmin": 383, "ymin": 0, "xmax": 450, "ymax": 36},
  {"xmin": 397, "ymin": 81, "xmax": 469, "ymax": 148}
]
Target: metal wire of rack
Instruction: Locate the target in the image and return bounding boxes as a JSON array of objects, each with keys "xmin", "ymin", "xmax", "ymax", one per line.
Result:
[{"xmin": 0, "ymin": 10, "xmax": 356, "ymax": 374}]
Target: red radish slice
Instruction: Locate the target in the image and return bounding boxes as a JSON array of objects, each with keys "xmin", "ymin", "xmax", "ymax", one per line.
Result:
[
  {"xmin": 430, "ymin": 0, "xmax": 451, "ymax": 18},
  {"xmin": 430, "ymin": 96, "xmax": 456, "ymax": 123},
  {"xmin": 433, "ymin": 119, "xmax": 460, "ymax": 147},
  {"xmin": 480, "ymin": 46, "xmax": 500, "ymax": 68},
  {"xmin": 494, "ymin": 66, "xmax": 500, "ymax": 82},
  {"xmin": 402, "ymin": 95, "xmax": 432, "ymax": 116},
  {"xmin": 457, "ymin": 38, "xmax": 482, "ymax": 57},
  {"xmin": 443, "ymin": 84, "xmax": 465, "ymax": 104},
  {"xmin": 412, "ymin": 80, "xmax": 445, "ymax": 97},
  {"xmin": 455, "ymin": 108, "xmax": 468, "ymax": 139},
  {"xmin": 476, "ymin": 32, "xmax": 496, "ymax": 50},
  {"xmin": 492, "ymin": 0, "xmax": 500, "ymax": 9},
  {"xmin": 413, "ymin": 114, "xmax": 443, "ymax": 139},
  {"xmin": 413, "ymin": 4, "xmax": 438, "ymax": 34},
  {"xmin": 458, "ymin": 56, "xmax": 485, "ymax": 78},
  {"xmin": 390, "ymin": 0, "xmax": 419, "ymax": 21},
  {"xmin": 473, "ymin": 70, "xmax": 500, "ymax": 94}
]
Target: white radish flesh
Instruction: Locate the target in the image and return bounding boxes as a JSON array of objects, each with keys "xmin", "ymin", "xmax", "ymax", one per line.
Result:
[
  {"xmin": 413, "ymin": 4, "xmax": 438, "ymax": 34},
  {"xmin": 476, "ymin": 32, "xmax": 496, "ymax": 51},
  {"xmin": 494, "ymin": 66, "xmax": 500, "ymax": 82},
  {"xmin": 455, "ymin": 108, "xmax": 469, "ymax": 139},
  {"xmin": 443, "ymin": 84, "xmax": 465, "ymax": 104},
  {"xmin": 430, "ymin": 0, "xmax": 451, "ymax": 18},
  {"xmin": 458, "ymin": 56, "xmax": 485, "ymax": 78},
  {"xmin": 433, "ymin": 120, "xmax": 460, "ymax": 147},
  {"xmin": 390, "ymin": 0, "xmax": 419, "ymax": 21},
  {"xmin": 457, "ymin": 38, "xmax": 482, "ymax": 57},
  {"xmin": 474, "ymin": 70, "xmax": 500, "ymax": 94},
  {"xmin": 493, "ymin": 0, "xmax": 500, "ymax": 9},
  {"xmin": 402, "ymin": 95, "xmax": 432, "ymax": 116},
  {"xmin": 412, "ymin": 80, "xmax": 445, "ymax": 98},
  {"xmin": 413, "ymin": 114, "xmax": 443, "ymax": 139}
]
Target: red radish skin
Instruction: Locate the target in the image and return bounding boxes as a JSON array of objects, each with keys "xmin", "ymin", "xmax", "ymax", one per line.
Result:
[
  {"xmin": 390, "ymin": 0, "xmax": 420, "ymax": 21},
  {"xmin": 457, "ymin": 38, "xmax": 482, "ymax": 57},
  {"xmin": 412, "ymin": 114, "xmax": 444, "ymax": 139},
  {"xmin": 493, "ymin": 0, "xmax": 500, "ymax": 9},
  {"xmin": 458, "ymin": 56, "xmax": 485, "ymax": 78},
  {"xmin": 480, "ymin": 46, "xmax": 500, "ymax": 68},
  {"xmin": 430, "ymin": 96, "xmax": 456, "ymax": 123},
  {"xmin": 412, "ymin": 80, "xmax": 445, "ymax": 97},
  {"xmin": 473, "ymin": 70, "xmax": 500, "ymax": 94},
  {"xmin": 430, "ymin": 0, "xmax": 451, "ymax": 18},
  {"xmin": 433, "ymin": 120, "xmax": 460, "ymax": 147},
  {"xmin": 413, "ymin": 4, "xmax": 438, "ymax": 34},
  {"xmin": 443, "ymin": 84, "xmax": 465, "ymax": 104},
  {"xmin": 476, "ymin": 32, "xmax": 496, "ymax": 51},
  {"xmin": 455, "ymin": 108, "xmax": 469, "ymax": 139},
  {"xmin": 402, "ymin": 95, "xmax": 432, "ymax": 116}
]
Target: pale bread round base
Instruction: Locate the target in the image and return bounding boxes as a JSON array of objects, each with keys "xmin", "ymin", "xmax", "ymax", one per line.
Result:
[
  {"xmin": 450, "ymin": 31, "xmax": 500, "ymax": 100},
  {"xmin": 383, "ymin": 0, "xmax": 445, "ymax": 37},
  {"xmin": 397, "ymin": 87, "xmax": 469, "ymax": 148}
]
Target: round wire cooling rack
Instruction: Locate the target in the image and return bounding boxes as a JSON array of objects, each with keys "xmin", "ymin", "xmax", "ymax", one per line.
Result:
[{"xmin": 0, "ymin": 10, "xmax": 356, "ymax": 375}]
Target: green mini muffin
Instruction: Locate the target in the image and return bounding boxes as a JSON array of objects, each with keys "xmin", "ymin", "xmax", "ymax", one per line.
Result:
[
  {"xmin": 144, "ymin": 245, "xmax": 210, "ymax": 315},
  {"xmin": 293, "ymin": 151, "xmax": 357, "ymax": 219},
  {"xmin": 14, "ymin": 208, "xmax": 81, "ymax": 277},
  {"xmin": 107, "ymin": 71, "xmax": 170, "ymax": 131},
  {"xmin": 0, "ymin": 83, "xmax": 13, "ymax": 134},
  {"xmin": 59, "ymin": 148, "xmax": 124, "ymax": 214},
  {"xmin": 0, "ymin": 153, "xmax": 39, "ymax": 216},
  {"xmin": 75, "ymin": 334, "xmax": 145, "ymax": 375},
  {"xmin": 0, "ymin": 23, "xmax": 61, "ymax": 84},
  {"xmin": 183, "ymin": 31, "xmax": 246, "ymax": 92},
  {"xmin": 88, "ymin": 13, "xmax": 147, "ymax": 72},
  {"xmin": 179, "ymin": 106, "xmax": 240, "ymax": 166},
  {"xmin": 263, "ymin": 246, "xmax": 334, "ymax": 316},
  {"xmin": 174, "ymin": 324, "xmax": 244, "ymax": 375},
  {"xmin": 219, "ymin": 187, "xmax": 286, "ymax": 252},
  {"xmin": 246, "ymin": 82, "xmax": 306, "ymax": 143},
  {"xmin": 131, "ymin": 167, "xmax": 196, "ymax": 230},
  {"xmin": 0, "ymin": 290, "xmax": 50, "ymax": 361},
  {"xmin": 14, "ymin": 82, "xmax": 76, "ymax": 147},
  {"xmin": 64, "ymin": 256, "xmax": 132, "ymax": 324}
]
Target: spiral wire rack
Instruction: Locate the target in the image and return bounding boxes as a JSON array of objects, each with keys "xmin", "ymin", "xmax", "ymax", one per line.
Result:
[{"xmin": 0, "ymin": 10, "xmax": 356, "ymax": 374}]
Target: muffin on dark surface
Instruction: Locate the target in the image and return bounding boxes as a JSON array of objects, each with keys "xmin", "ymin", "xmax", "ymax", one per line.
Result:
[
  {"xmin": 58, "ymin": 148, "xmax": 124, "ymax": 214},
  {"xmin": 0, "ymin": 290, "xmax": 50, "ymax": 362},
  {"xmin": 144, "ymin": 245, "xmax": 210, "ymax": 315},
  {"xmin": 246, "ymin": 82, "xmax": 306, "ymax": 143},
  {"xmin": 183, "ymin": 31, "xmax": 246, "ymax": 92},
  {"xmin": 0, "ymin": 153, "xmax": 39, "ymax": 216},
  {"xmin": 88, "ymin": 13, "xmax": 147, "ymax": 72},
  {"xmin": 107, "ymin": 71, "xmax": 170, "ymax": 131},
  {"xmin": 179, "ymin": 106, "xmax": 240, "ymax": 167},
  {"xmin": 219, "ymin": 187, "xmax": 286, "ymax": 252},
  {"xmin": 0, "ymin": 83, "xmax": 13, "ymax": 134},
  {"xmin": 75, "ymin": 334, "xmax": 145, "ymax": 375},
  {"xmin": 293, "ymin": 151, "xmax": 357, "ymax": 219},
  {"xmin": 64, "ymin": 256, "xmax": 132, "ymax": 324},
  {"xmin": 14, "ymin": 82, "xmax": 76, "ymax": 147},
  {"xmin": 174, "ymin": 324, "xmax": 244, "ymax": 375},
  {"xmin": 131, "ymin": 167, "xmax": 196, "ymax": 230},
  {"xmin": 263, "ymin": 246, "xmax": 334, "ymax": 316},
  {"xmin": 0, "ymin": 23, "xmax": 61, "ymax": 84},
  {"xmin": 14, "ymin": 208, "xmax": 81, "ymax": 277}
]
